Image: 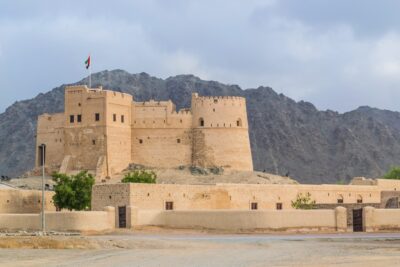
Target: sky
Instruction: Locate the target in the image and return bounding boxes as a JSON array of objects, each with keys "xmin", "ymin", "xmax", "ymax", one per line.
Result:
[{"xmin": 2, "ymin": 0, "xmax": 400, "ymax": 113}]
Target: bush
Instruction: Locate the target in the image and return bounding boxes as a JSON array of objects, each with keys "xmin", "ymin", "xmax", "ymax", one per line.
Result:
[
  {"xmin": 122, "ymin": 170, "xmax": 157, "ymax": 184},
  {"xmin": 291, "ymin": 192, "xmax": 316, "ymax": 210},
  {"xmin": 384, "ymin": 167, "xmax": 400, "ymax": 180},
  {"xmin": 52, "ymin": 171, "xmax": 95, "ymax": 211}
]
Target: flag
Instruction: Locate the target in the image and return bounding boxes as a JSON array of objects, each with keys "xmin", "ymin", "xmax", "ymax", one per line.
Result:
[{"xmin": 85, "ymin": 55, "xmax": 90, "ymax": 69}]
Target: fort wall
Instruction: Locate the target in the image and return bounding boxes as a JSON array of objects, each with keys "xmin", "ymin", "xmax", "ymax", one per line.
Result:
[
  {"xmin": 0, "ymin": 207, "xmax": 115, "ymax": 232},
  {"xmin": 91, "ymin": 182, "xmax": 389, "ymax": 214},
  {"xmin": 191, "ymin": 93, "xmax": 253, "ymax": 170},
  {"xmin": 0, "ymin": 189, "xmax": 55, "ymax": 213},
  {"xmin": 36, "ymin": 113, "xmax": 64, "ymax": 172},
  {"xmin": 132, "ymin": 208, "xmax": 344, "ymax": 232}
]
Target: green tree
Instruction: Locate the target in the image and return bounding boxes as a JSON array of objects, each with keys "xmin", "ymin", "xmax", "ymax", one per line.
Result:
[
  {"xmin": 122, "ymin": 170, "xmax": 157, "ymax": 184},
  {"xmin": 52, "ymin": 171, "xmax": 95, "ymax": 211},
  {"xmin": 291, "ymin": 192, "xmax": 316, "ymax": 210},
  {"xmin": 384, "ymin": 167, "xmax": 400, "ymax": 180}
]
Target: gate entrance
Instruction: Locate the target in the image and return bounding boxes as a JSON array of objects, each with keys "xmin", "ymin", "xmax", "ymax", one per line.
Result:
[
  {"xmin": 118, "ymin": 206, "xmax": 126, "ymax": 228},
  {"xmin": 352, "ymin": 208, "xmax": 363, "ymax": 232}
]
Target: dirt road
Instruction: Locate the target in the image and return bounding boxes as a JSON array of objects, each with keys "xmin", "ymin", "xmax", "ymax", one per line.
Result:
[{"xmin": 1, "ymin": 232, "xmax": 400, "ymax": 267}]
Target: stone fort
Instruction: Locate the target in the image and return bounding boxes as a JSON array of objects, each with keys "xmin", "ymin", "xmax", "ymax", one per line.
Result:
[{"xmin": 35, "ymin": 85, "xmax": 253, "ymax": 180}]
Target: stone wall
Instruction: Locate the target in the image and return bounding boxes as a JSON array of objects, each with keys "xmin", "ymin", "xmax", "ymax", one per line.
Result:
[
  {"xmin": 0, "ymin": 206, "xmax": 115, "ymax": 232},
  {"xmin": 0, "ymin": 189, "xmax": 55, "ymax": 213},
  {"xmin": 91, "ymin": 182, "xmax": 387, "ymax": 213},
  {"xmin": 363, "ymin": 206, "xmax": 400, "ymax": 232},
  {"xmin": 130, "ymin": 207, "xmax": 346, "ymax": 232}
]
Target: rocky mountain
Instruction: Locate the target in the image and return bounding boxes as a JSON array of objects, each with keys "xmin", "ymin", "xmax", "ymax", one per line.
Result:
[{"xmin": 1, "ymin": 69, "xmax": 400, "ymax": 184}]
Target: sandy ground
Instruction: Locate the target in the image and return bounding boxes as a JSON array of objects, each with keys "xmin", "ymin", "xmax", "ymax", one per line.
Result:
[{"xmin": 1, "ymin": 232, "xmax": 400, "ymax": 267}]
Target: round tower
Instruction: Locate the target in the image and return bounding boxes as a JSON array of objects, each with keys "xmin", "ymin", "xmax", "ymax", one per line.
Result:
[{"xmin": 191, "ymin": 93, "xmax": 253, "ymax": 171}]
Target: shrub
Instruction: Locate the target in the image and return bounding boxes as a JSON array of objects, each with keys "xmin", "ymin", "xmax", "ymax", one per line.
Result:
[
  {"xmin": 122, "ymin": 170, "xmax": 157, "ymax": 184},
  {"xmin": 52, "ymin": 171, "xmax": 95, "ymax": 211},
  {"xmin": 383, "ymin": 167, "xmax": 400, "ymax": 180},
  {"xmin": 291, "ymin": 192, "xmax": 316, "ymax": 210}
]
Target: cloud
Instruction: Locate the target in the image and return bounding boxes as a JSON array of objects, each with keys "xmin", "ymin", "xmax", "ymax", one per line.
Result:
[{"xmin": 1, "ymin": 1, "xmax": 400, "ymax": 113}]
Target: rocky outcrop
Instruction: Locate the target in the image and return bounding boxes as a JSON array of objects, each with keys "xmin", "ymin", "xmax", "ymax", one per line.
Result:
[{"xmin": 1, "ymin": 69, "xmax": 400, "ymax": 184}]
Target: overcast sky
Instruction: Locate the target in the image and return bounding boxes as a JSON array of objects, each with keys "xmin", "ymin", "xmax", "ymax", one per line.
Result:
[{"xmin": 2, "ymin": 0, "xmax": 400, "ymax": 113}]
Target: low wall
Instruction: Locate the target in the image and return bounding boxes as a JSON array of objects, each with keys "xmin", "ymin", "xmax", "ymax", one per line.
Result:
[
  {"xmin": 0, "ymin": 206, "xmax": 115, "ymax": 232},
  {"xmin": 131, "ymin": 207, "xmax": 347, "ymax": 232},
  {"xmin": 364, "ymin": 206, "xmax": 400, "ymax": 232}
]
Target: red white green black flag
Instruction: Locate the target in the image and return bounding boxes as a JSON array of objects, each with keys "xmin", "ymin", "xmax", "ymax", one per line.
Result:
[{"xmin": 85, "ymin": 55, "xmax": 91, "ymax": 69}]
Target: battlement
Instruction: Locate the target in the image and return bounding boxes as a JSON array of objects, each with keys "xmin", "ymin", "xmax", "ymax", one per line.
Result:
[
  {"xmin": 134, "ymin": 99, "xmax": 173, "ymax": 107},
  {"xmin": 192, "ymin": 92, "xmax": 245, "ymax": 102},
  {"xmin": 65, "ymin": 85, "xmax": 132, "ymax": 100}
]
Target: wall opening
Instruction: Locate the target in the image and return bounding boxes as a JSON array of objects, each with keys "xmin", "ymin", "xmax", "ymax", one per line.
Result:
[
  {"xmin": 121, "ymin": 115, "xmax": 125, "ymax": 123},
  {"xmin": 337, "ymin": 194, "xmax": 344, "ymax": 204},
  {"xmin": 352, "ymin": 208, "xmax": 363, "ymax": 232},
  {"xmin": 276, "ymin": 203, "xmax": 282, "ymax": 210},
  {"xmin": 199, "ymin": 118, "xmax": 204, "ymax": 127},
  {"xmin": 165, "ymin": 201, "xmax": 174, "ymax": 210},
  {"xmin": 357, "ymin": 195, "xmax": 363, "ymax": 204},
  {"xmin": 77, "ymin": 114, "xmax": 82, "ymax": 123},
  {"xmin": 177, "ymin": 139, "xmax": 181, "ymax": 143},
  {"xmin": 69, "ymin": 115, "xmax": 74, "ymax": 123},
  {"xmin": 113, "ymin": 114, "xmax": 117, "ymax": 122},
  {"xmin": 118, "ymin": 206, "xmax": 127, "ymax": 228},
  {"xmin": 95, "ymin": 113, "xmax": 100, "ymax": 121},
  {"xmin": 236, "ymin": 118, "xmax": 242, "ymax": 127},
  {"xmin": 251, "ymin": 202, "xmax": 258, "ymax": 210}
]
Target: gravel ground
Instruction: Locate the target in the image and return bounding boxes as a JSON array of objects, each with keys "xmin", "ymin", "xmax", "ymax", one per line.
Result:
[{"xmin": 1, "ymin": 232, "xmax": 400, "ymax": 267}]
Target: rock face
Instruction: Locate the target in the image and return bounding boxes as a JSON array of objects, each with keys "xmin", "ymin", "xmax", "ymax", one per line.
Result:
[{"xmin": 1, "ymin": 69, "xmax": 400, "ymax": 183}]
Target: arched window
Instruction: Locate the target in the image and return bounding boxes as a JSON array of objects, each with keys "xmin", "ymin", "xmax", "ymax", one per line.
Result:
[
  {"xmin": 236, "ymin": 118, "xmax": 242, "ymax": 127},
  {"xmin": 199, "ymin": 117, "xmax": 204, "ymax": 127},
  {"xmin": 357, "ymin": 195, "xmax": 363, "ymax": 204}
]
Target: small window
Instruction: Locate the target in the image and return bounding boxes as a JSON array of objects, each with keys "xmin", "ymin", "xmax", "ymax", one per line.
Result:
[
  {"xmin": 337, "ymin": 198, "xmax": 344, "ymax": 204},
  {"xmin": 139, "ymin": 139, "xmax": 143, "ymax": 144},
  {"xmin": 237, "ymin": 118, "xmax": 242, "ymax": 127},
  {"xmin": 214, "ymin": 99, "xmax": 218, "ymax": 103},
  {"xmin": 78, "ymin": 103, "xmax": 81, "ymax": 107},
  {"xmin": 95, "ymin": 113, "xmax": 100, "ymax": 121},
  {"xmin": 113, "ymin": 114, "xmax": 116, "ymax": 122},
  {"xmin": 70, "ymin": 115, "xmax": 74, "ymax": 123},
  {"xmin": 357, "ymin": 195, "xmax": 363, "ymax": 204},
  {"xmin": 251, "ymin": 202, "xmax": 258, "ymax": 210},
  {"xmin": 165, "ymin": 201, "xmax": 174, "ymax": 210},
  {"xmin": 213, "ymin": 108, "xmax": 215, "ymax": 112},
  {"xmin": 121, "ymin": 115, "xmax": 125, "ymax": 123},
  {"xmin": 92, "ymin": 139, "xmax": 96, "ymax": 145},
  {"xmin": 77, "ymin": 114, "xmax": 82, "ymax": 123},
  {"xmin": 199, "ymin": 118, "xmax": 204, "ymax": 127},
  {"xmin": 276, "ymin": 203, "xmax": 282, "ymax": 210},
  {"xmin": 177, "ymin": 139, "xmax": 181, "ymax": 143}
]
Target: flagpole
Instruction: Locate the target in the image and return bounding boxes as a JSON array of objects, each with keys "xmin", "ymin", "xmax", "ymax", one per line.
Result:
[{"xmin": 89, "ymin": 64, "xmax": 91, "ymax": 88}]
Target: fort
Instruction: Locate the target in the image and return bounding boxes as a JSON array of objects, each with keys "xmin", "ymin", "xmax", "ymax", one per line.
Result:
[
  {"xmin": 2, "ymin": 85, "xmax": 400, "ymax": 234},
  {"xmin": 35, "ymin": 85, "xmax": 253, "ymax": 181}
]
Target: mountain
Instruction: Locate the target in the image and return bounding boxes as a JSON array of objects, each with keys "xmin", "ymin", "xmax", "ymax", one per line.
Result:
[{"xmin": 1, "ymin": 69, "xmax": 400, "ymax": 184}]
